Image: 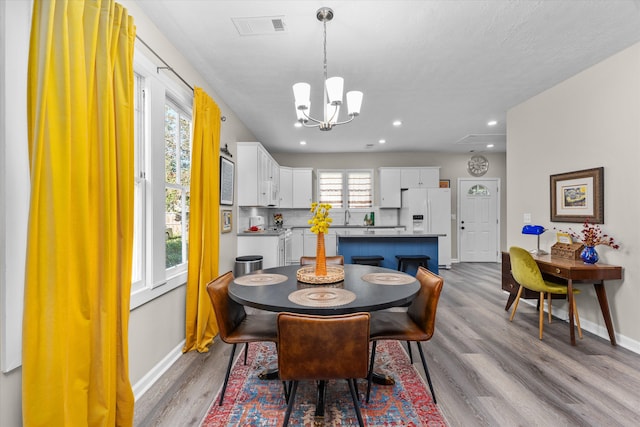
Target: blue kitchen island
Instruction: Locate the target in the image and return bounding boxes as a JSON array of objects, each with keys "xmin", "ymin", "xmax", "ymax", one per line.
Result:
[{"xmin": 336, "ymin": 230, "xmax": 442, "ymax": 274}]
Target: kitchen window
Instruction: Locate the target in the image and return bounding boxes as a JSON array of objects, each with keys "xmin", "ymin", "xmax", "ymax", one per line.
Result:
[{"xmin": 317, "ymin": 169, "xmax": 373, "ymax": 209}]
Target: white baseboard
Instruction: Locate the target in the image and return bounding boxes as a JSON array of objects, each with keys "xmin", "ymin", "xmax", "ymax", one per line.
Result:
[
  {"xmin": 132, "ymin": 340, "xmax": 185, "ymax": 400},
  {"xmin": 519, "ymin": 299, "xmax": 640, "ymax": 354}
]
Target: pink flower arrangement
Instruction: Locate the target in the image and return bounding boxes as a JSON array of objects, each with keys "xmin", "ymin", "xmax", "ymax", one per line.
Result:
[{"xmin": 563, "ymin": 219, "xmax": 619, "ymax": 249}]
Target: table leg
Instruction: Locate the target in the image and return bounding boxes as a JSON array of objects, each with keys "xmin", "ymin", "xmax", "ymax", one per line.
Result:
[
  {"xmin": 593, "ymin": 281, "xmax": 617, "ymax": 345},
  {"xmin": 568, "ymin": 279, "xmax": 576, "ymax": 345},
  {"xmin": 504, "ymin": 292, "xmax": 517, "ymax": 311}
]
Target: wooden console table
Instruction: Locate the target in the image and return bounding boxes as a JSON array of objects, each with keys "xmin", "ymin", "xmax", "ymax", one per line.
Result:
[{"xmin": 501, "ymin": 252, "xmax": 622, "ymax": 346}]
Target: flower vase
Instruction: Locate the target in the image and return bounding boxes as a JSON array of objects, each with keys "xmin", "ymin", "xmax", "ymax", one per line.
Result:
[
  {"xmin": 581, "ymin": 246, "xmax": 599, "ymax": 264},
  {"xmin": 315, "ymin": 232, "xmax": 327, "ymax": 276}
]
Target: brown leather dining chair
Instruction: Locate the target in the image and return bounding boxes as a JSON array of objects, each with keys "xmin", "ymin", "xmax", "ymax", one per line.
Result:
[
  {"xmin": 299, "ymin": 255, "xmax": 344, "ymax": 266},
  {"xmin": 277, "ymin": 312, "xmax": 370, "ymax": 427},
  {"xmin": 206, "ymin": 271, "xmax": 278, "ymax": 405},
  {"xmin": 366, "ymin": 266, "xmax": 443, "ymax": 404}
]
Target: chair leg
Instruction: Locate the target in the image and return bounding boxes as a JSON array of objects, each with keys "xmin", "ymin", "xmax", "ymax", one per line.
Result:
[
  {"xmin": 509, "ymin": 286, "xmax": 524, "ymax": 321},
  {"xmin": 219, "ymin": 343, "xmax": 237, "ymax": 405},
  {"xmin": 406, "ymin": 341, "xmax": 413, "ymax": 363},
  {"xmin": 547, "ymin": 292, "xmax": 552, "ymax": 323},
  {"xmin": 283, "ymin": 380, "xmax": 298, "ymax": 427},
  {"xmin": 573, "ymin": 296, "xmax": 583, "ymax": 339},
  {"xmin": 282, "ymin": 381, "xmax": 290, "ymax": 403},
  {"xmin": 366, "ymin": 341, "xmax": 378, "ymax": 403},
  {"xmin": 348, "ymin": 378, "xmax": 365, "ymax": 427},
  {"xmin": 351, "ymin": 378, "xmax": 360, "ymax": 401},
  {"xmin": 416, "ymin": 341, "xmax": 437, "ymax": 404},
  {"xmin": 244, "ymin": 343, "xmax": 249, "ymax": 365},
  {"xmin": 539, "ymin": 292, "xmax": 545, "ymax": 339}
]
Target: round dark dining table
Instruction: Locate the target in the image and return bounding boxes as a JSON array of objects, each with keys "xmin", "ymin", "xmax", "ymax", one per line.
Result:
[
  {"xmin": 228, "ymin": 263, "xmax": 420, "ymax": 419},
  {"xmin": 228, "ymin": 263, "xmax": 420, "ymax": 315}
]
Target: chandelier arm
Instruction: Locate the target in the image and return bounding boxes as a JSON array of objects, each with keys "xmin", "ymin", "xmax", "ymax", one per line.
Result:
[
  {"xmin": 300, "ymin": 109, "xmax": 324, "ymax": 125},
  {"xmin": 331, "ymin": 115, "xmax": 356, "ymax": 126}
]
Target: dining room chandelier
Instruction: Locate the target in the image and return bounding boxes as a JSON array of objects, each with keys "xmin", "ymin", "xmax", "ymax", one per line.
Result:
[{"xmin": 292, "ymin": 7, "xmax": 363, "ymax": 131}]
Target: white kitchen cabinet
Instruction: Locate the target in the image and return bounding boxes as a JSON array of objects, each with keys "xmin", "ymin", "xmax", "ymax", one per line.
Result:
[
  {"xmin": 292, "ymin": 168, "xmax": 313, "ymax": 208},
  {"xmin": 400, "ymin": 167, "xmax": 440, "ymax": 189},
  {"xmin": 237, "ymin": 142, "xmax": 280, "ymax": 206},
  {"xmin": 278, "ymin": 167, "xmax": 312, "ymax": 208},
  {"xmin": 237, "ymin": 235, "xmax": 280, "ymax": 268},
  {"xmin": 279, "ymin": 167, "xmax": 293, "ymax": 208},
  {"xmin": 378, "ymin": 167, "xmax": 402, "ymax": 207},
  {"xmin": 290, "ymin": 228, "xmax": 304, "ymax": 264}
]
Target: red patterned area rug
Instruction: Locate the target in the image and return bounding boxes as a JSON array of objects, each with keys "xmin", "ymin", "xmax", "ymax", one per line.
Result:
[{"xmin": 201, "ymin": 340, "xmax": 446, "ymax": 426}]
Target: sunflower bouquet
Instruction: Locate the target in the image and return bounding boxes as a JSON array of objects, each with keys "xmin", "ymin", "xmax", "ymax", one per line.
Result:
[{"xmin": 308, "ymin": 202, "xmax": 332, "ymax": 234}]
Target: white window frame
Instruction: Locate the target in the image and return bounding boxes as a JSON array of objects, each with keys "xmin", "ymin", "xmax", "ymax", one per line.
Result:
[
  {"xmin": 317, "ymin": 169, "xmax": 374, "ymax": 209},
  {"xmin": 130, "ymin": 50, "xmax": 194, "ymax": 309}
]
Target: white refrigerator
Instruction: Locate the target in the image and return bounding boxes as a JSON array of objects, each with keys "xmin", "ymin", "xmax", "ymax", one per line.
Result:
[{"xmin": 399, "ymin": 188, "xmax": 451, "ymax": 268}]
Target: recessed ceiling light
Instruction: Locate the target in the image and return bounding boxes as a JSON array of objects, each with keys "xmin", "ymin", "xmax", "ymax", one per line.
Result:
[
  {"xmin": 487, "ymin": 144, "xmax": 494, "ymax": 148},
  {"xmin": 379, "ymin": 139, "xmax": 386, "ymax": 144},
  {"xmin": 300, "ymin": 141, "xmax": 307, "ymax": 145},
  {"xmin": 392, "ymin": 120, "xmax": 402, "ymax": 127},
  {"xmin": 294, "ymin": 122, "xmax": 302, "ymax": 128},
  {"xmin": 487, "ymin": 120, "xmax": 497, "ymax": 126}
]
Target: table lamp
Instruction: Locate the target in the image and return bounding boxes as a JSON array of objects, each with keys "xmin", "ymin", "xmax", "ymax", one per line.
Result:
[{"xmin": 522, "ymin": 225, "xmax": 548, "ymax": 255}]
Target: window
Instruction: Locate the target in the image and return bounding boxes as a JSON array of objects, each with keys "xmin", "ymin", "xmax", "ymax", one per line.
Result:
[
  {"xmin": 318, "ymin": 169, "xmax": 373, "ymax": 209},
  {"xmin": 164, "ymin": 100, "xmax": 192, "ymax": 270},
  {"xmin": 130, "ymin": 51, "xmax": 194, "ymax": 308},
  {"xmin": 468, "ymin": 184, "xmax": 490, "ymax": 196}
]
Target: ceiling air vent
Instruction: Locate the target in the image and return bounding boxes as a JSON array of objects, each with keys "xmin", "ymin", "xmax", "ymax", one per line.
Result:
[
  {"xmin": 455, "ymin": 134, "xmax": 506, "ymax": 145},
  {"xmin": 232, "ymin": 16, "xmax": 287, "ymax": 36}
]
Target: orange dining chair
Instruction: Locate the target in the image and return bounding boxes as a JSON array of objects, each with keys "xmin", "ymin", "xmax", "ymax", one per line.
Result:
[
  {"xmin": 366, "ymin": 266, "xmax": 443, "ymax": 404},
  {"xmin": 206, "ymin": 271, "xmax": 278, "ymax": 405},
  {"xmin": 277, "ymin": 312, "xmax": 370, "ymax": 427}
]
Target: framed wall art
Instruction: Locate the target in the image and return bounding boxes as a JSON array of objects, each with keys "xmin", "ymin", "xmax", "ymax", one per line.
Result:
[
  {"xmin": 220, "ymin": 157, "xmax": 234, "ymax": 206},
  {"xmin": 550, "ymin": 167, "xmax": 603, "ymax": 223},
  {"xmin": 439, "ymin": 179, "xmax": 450, "ymax": 188},
  {"xmin": 221, "ymin": 210, "xmax": 232, "ymax": 233}
]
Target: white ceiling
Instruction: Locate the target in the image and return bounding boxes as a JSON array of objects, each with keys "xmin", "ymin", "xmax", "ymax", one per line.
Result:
[{"xmin": 135, "ymin": 0, "xmax": 640, "ymax": 154}]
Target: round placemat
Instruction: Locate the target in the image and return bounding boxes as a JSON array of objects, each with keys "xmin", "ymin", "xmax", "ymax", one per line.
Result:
[
  {"xmin": 234, "ymin": 273, "xmax": 288, "ymax": 286},
  {"xmin": 288, "ymin": 287, "xmax": 356, "ymax": 307},
  {"xmin": 361, "ymin": 272, "xmax": 416, "ymax": 285}
]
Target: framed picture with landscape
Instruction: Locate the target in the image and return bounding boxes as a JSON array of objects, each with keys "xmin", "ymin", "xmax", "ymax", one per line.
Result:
[{"xmin": 550, "ymin": 167, "xmax": 604, "ymax": 223}]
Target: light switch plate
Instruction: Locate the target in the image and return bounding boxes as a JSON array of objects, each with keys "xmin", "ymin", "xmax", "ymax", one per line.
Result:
[{"xmin": 523, "ymin": 213, "xmax": 532, "ymax": 224}]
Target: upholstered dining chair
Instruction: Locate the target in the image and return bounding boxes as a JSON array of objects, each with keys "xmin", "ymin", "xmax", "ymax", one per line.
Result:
[
  {"xmin": 206, "ymin": 271, "xmax": 278, "ymax": 405},
  {"xmin": 366, "ymin": 266, "xmax": 443, "ymax": 404},
  {"xmin": 508, "ymin": 246, "xmax": 582, "ymax": 340},
  {"xmin": 299, "ymin": 255, "xmax": 344, "ymax": 266},
  {"xmin": 277, "ymin": 312, "xmax": 370, "ymax": 427}
]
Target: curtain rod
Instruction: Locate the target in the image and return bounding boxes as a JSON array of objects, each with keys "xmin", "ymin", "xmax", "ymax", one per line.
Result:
[
  {"xmin": 135, "ymin": 35, "xmax": 226, "ymax": 122},
  {"xmin": 135, "ymin": 35, "xmax": 194, "ymax": 91}
]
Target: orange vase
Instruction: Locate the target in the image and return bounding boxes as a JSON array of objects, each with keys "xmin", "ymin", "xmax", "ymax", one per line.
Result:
[{"xmin": 315, "ymin": 232, "xmax": 327, "ymax": 276}]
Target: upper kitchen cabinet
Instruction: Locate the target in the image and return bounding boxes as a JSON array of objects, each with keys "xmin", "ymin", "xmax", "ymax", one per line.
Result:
[
  {"xmin": 279, "ymin": 167, "xmax": 313, "ymax": 208},
  {"xmin": 237, "ymin": 142, "xmax": 279, "ymax": 206},
  {"xmin": 400, "ymin": 167, "xmax": 440, "ymax": 189},
  {"xmin": 378, "ymin": 168, "xmax": 402, "ymax": 207}
]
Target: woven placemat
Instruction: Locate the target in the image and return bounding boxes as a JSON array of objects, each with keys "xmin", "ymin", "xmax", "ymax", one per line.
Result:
[
  {"xmin": 361, "ymin": 272, "xmax": 415, "ymax": 285},
  {"xmin": 288, "ymin": 287, "xmax": 356, "ymax": 307},
  {"xmin": 234, "ymin": 274, "xmax": 288, "ymax": 286}
]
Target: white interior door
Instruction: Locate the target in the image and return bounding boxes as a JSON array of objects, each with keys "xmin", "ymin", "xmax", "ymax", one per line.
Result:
[{"xmin": 458, "ymin": 178, "xmax": 500, "ymax": 262}]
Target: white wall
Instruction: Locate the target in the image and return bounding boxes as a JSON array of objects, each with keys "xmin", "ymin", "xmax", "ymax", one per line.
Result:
[{"xmin": 507, "ymin": 42, "xmax": 640, "ymax": 350}]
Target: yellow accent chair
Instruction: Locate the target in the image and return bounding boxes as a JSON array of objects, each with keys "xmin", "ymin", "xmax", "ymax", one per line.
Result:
[{"xmin": 508, "ymin": 246, "xmax": 582, "ymax": 340}]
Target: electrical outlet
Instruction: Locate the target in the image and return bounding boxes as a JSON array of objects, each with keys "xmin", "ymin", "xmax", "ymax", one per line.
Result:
[{"xmin": 523, "ymin": 213, "xmax": 532, "ymax": 224}]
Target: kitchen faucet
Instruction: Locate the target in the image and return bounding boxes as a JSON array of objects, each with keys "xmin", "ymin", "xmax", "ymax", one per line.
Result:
[{"xmin": 344, "ymin": 209, "xmax": 351, "ymax": 225}]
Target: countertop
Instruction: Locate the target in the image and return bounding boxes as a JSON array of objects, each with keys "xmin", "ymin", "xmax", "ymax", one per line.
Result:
[
  {"xmin": 237, "ymin": 228, "xmax": 288, "ymax": 236},
  {"xmin": 336, "ymin": 230, "xmax": 445, "ymax": 238}
]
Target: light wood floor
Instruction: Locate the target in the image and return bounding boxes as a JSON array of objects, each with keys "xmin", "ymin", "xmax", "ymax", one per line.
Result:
[{"xmin": 134, "ymin": 262, "xmax": 640, "ymax": 426}]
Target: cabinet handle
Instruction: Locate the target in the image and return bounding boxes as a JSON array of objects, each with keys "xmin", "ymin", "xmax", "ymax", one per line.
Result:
[{"xmin": 555, "ymin": 268, "xmax": 561, "ymax": 274}]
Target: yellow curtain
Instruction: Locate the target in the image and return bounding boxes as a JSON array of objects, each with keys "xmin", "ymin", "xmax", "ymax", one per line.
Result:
[
  {"xmin": 183, "ymin": 88, "xmax": 222, "ymax": 353},
  {"xmin": 23, "ymin": 1, "xmax": 135, "ymax": 425}
]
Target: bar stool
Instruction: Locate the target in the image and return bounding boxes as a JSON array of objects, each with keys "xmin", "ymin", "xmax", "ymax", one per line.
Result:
[
  {"xmin": 395, "ymin": 255, "xmax": 430, "ymax": 272},
  {"xmin": 351, "ymin": 255, "xmax": 384, "ymax": 266}
]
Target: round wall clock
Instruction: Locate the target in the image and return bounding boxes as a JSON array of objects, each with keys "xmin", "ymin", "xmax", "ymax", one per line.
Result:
[{"xmin": 467, "ymin": 154, "xmax": 489, "ymax": 177}]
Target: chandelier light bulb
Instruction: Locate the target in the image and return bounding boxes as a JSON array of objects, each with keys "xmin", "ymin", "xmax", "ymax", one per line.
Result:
[{"xmin": 291, "ymin": 7, "xmax": 362, "ymax": 131}]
